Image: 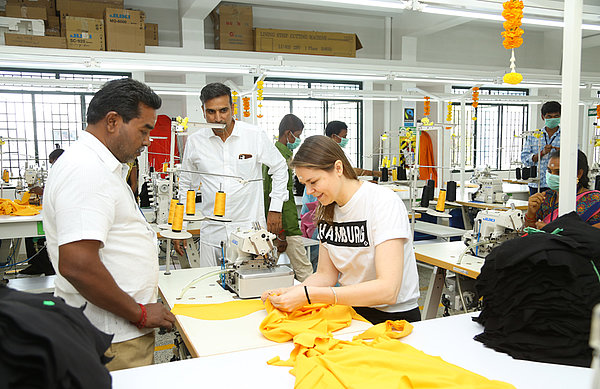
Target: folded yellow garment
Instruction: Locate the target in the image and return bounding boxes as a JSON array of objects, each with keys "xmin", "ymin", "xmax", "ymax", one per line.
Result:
[
  {"xmin": 0, "ymin": 197, "xmax": 40, "ymax": 216},
  {"xmin": 171, "ymin": 299, "xmax": 266, "ymax": 320},
  {"xmin": 259, "ymin": 300, "xmax": 368, "ymax": 343},
  {"xmin": 268, "ymin": 320, "xmax": 515, "ymax": 389}
]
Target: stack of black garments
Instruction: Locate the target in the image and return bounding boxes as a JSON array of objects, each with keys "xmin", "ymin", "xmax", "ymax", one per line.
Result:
[
  {"xmin": 0, "ymin": 285, "xmax": 113, "ymax": 389},
  {"xmin": 474, "ymin": 211, "xmax": 600, "ymax": 367}
]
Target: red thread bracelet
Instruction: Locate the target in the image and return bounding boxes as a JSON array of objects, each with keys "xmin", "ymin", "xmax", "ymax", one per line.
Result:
[{"xmin": 132, "ymin": 303, "xmax": 147, "ymax": 329}]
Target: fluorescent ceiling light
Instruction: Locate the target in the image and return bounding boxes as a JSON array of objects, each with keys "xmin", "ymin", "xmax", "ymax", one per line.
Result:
[
  {"xmin": 99, "ymin": 62, "xmax": 251, "ymax": 74},
  {"xmin": 265, "ymin": 71, "xmax": 388, "ymax": 81},
  {"xmin": 423, "ymin": 6, "xmax": 600, "ymax": 31},
  {"xmin": 311, "ymin": 0, "xmax": 409, "ymax": 10},
  {"xmin": 313, "ymin": 95, "xmax": 399, "ymax": 101},
  {"xmin": 395, "ymin": 76, "xmax": 486, "ymax": 84}
]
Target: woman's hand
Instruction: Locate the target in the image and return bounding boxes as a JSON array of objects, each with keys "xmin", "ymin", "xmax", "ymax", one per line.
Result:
[
  {"xmin": 535, "ymin": 220, "xmax": 547, "ymax": 229},
  {"xmin": 260, "ymin": 287, "xmax": 289, "ymax": 303},
  {"xmin": 265, "ymin": 285, "xmax": 308, "ymax": 312},
  {"xmin": 527, "ymin": 192, "xmax": 546, "ymax": 218}
]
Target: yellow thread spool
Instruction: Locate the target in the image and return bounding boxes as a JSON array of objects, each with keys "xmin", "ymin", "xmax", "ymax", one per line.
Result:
[
  {"xmin": 436, "ymin": 189, "xmax": 447, "ymax": 212},
  {"xmin": 172, "ymin": 203, "xmax": 184, "ymax": 232},
  {"xmin": 162, "ymin": 162, "xmax": 168, "ymax": 172},
  {"xmin": 392, "ymin": 168, "xmax": 398, "ymax": 181},
  {"xmin": 2, "ymin": 169, "xmax": 8, "ymax": 183},
  {"xmin": 167, "ymin": 199, "xmax": 178, "ymax": 225},
  {"xmin": 214, "ymin": 191, "xmax": 226, "ymax": 217},
  {"xmin": 186, "ymin": 190, "xmax": 195, "ymax": 215},
  {"xmin": 392, "ymin": 156, "xmax": 397, "ymax": 166}
]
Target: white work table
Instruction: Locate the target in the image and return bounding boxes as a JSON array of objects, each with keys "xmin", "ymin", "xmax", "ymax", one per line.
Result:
[
  {"xmin": 111, "ymin": 312, "xmax": 593, "ymax": 389},
  {"xmin": 0, "ymin": 213, "xmax": 44, "ymax": 239},
  {"xmin": 158, "ymin": 267, "xmax": 371, "ymax": 358}
]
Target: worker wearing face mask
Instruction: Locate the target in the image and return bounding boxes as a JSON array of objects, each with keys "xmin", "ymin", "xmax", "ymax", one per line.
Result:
[
  {"xmin": 525, "ymin": 150, "xmax": 600, "ymax": 229},
  {"xmin": 521, "ymin": 101, "xmax": 561, "ymax": 195},
  {"xmin": 263, "ymin": 114, "xmax": 313, "ymax": 282}
]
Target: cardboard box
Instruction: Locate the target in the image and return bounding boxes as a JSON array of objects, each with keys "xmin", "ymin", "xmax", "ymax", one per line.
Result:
[
  {"xmin": 45, "ymin": 14, "xmax": 60, "ymax": 36},
  {"xmin": 210, "ymin": 4, "xmax": 253, "ymax": 51},
  {"xmin": 254, "ymin": 28, "xmax": 363, "ymax": 57},
  {"xmin": 6, "ymin": 5, "xmax": 47, "ymax": 20},
  {"xmin": 104, "ymin": 8, "xmax": 144, "ymax": 53},
  {"xmin": 65, "ymin": 16, "xmax": 104, "ymax": 50},
  {"xmin": 7, "ymin": 0, "xmax": 53, "ymax": 9},
  {"xmin": 145, "ymin": 22, "xmax": 158, "ymax": 46},
  {"xmin": 5, "ymin": 32, "xmax": 66, "ymax": 48},
  {"xmin": 55, "ymin": 0, "xmax": 122, "ymax": 11},
  {"xmin": 57, "ymin": 1, "xmax": 117, "ymax": 35}
]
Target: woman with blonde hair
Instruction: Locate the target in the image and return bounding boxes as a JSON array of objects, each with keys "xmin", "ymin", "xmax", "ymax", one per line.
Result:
[{"xmin": 262, "ymin": 135, "xmax": 420, "ymax": 324}]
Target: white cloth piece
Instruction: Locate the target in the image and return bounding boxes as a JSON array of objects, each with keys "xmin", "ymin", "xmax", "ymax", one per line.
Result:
[
  {"xmin": 318, "ymin": 181, "xmax": 420, "ymax": 313},
  {"xmin": 278, "ymin": 235, "xmax": 312, "ymax": 282},
  {"xmin": 179, "ymin": 120, "xmax": 288, "ymax": 265},
  {"xmin": 43, "ymin": 131, "xmax": 157, "ymax": 343}
]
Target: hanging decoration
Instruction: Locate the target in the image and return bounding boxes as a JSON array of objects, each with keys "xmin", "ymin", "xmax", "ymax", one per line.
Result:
[
  {"xmin": 423, "ymin": 96, "xmax": 431, "ymax": 118},
  {"xmin": 596, "ymin": 104, "xmax": 600, "ymax": 120},
  {"xmin": 471, "ymin": 87, "xmax": 479, "ymax": 121},
  {"xmin": 256, "ymin": 80, "xmax": 264, "ymax": 119},
  {"xmin": 446, "ymin": 102, "xmax": 453, "ymax": 129},
  {"xmin": 232, "ymin": 91, "xmax": 239, "ymax": 118},
  {"xmin": 242, "ymin": 97, "xmax": 251, "ymax": 118},
  {"xmin": 501, "ymin": 0, "xmax": 524, "ymax": 85}
]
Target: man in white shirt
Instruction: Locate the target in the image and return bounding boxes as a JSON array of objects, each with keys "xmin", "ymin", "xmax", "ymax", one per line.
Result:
[
  {"xmin": 43, "ymin": 78, "xmax": 176, "ymax": 371},
  {"xmin": 175, "ymin": 83, "xmax": 288, "ymax": 266}
]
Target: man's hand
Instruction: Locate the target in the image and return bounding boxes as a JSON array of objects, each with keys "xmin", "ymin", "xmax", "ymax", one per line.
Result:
[
  {"xmin": 173, "ymin": 239, "xmax": 185, "ymax": 256},
  {"xmin": 267, "ymin": 211, "xmax": 282, "ymax": 235},
  {"xmin": 30, "ymin": 186, "xmax": 43, "ymax": 196},
  {"xmin": 143, "ymin": 303, "xmax": 176, "ymax": 331},
  {"xmin": 274, "ymin": 236, "xmax": 288, "ymax": 253},
  {"xmin": 542, "ymin": 144, "xmax": 553, "ymax": 156}
]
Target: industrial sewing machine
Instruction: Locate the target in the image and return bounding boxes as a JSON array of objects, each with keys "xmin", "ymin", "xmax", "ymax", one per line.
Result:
[
  {"xmin": 140, "ymin": 172, "xmax": 173, "ymax": 224},
  {"xmin": 470, "ymin": 167, "xmax": 509, "ymax": 204},
  {"xmin": 223, "ymin": 223, "xmax": 294, "ymax": 298},
  {"xmin": 462, "ymin": 207, "xmax": 524, "ymax": 258}
]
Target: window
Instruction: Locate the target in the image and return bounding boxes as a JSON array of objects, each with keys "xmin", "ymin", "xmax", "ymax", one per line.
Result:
[
  {"xmin": 450, "ymin": 87, "xmax": 529, "ymax": 170},
  {"xmin": 256, "ymin": 79, "xmax": 363, "ymax": 167},
  {"xmin": 0, "ymin": 69, "xmax": 129, "ymax": 177}
]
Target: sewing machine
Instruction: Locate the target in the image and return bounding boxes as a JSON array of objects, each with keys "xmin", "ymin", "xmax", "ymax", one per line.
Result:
[
  {"xmin": 223, "ymin": 223, "xmax": 294, "ymax": 298},
  {"xmin": 470, "ymin": 167, "xmax": 509, "ymax": 204},
  {"xmin": 140, "ymin": 172, "xmax": 173, "ymax": 224},
  {"xmin": 462, "ymin": 207, "xmax": 524, "ymax": 258}
]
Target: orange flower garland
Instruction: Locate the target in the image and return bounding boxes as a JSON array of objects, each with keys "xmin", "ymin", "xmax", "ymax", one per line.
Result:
[
  {"xmin": 472, "ymin": 87, "xmax": 479, "ymax": 121},
  {"xmin": 256, "ymin": 80, "xmax": 264, "ymax": 119},
  {"xmin": 232, "ymin": 91, "xmax": 239, "ymax": 117},
  {"xmin": 501, "ymin": 0, "xmax": 524, "ymax": 85},
  {"xmin": 446, "ymin": 101, "xmax": 453, "ymax": 129},
  {"xmin": 423, "ymin": 96, "xmax": 431, "ymax": 117},
  {"xmin": 242, "ymin": 97, "xmax": 251, "ymax": 118},
  {"xmin": 596, "ymin": 104, "xmax": 600, "ymax": 120}
]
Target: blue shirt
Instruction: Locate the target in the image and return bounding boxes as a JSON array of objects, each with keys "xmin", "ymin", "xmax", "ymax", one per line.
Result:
[{"xmin": 520, "ymin": 126, "xmax": 561, "ymax": 188}]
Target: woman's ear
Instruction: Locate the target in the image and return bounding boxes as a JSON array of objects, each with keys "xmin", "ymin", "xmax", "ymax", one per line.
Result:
[{"xmin": 335, "ymin": 160, "xmax": 343, "ymax": 176}]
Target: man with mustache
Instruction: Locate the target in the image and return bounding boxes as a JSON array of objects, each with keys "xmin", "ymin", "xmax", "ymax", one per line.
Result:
[
  {"xmin": 43, "ymin": 78, "xmax": 176, "ymax": 371},
  {"xmin": 175, "ymin": 82, "xmax": 288, "ymax": 267}
]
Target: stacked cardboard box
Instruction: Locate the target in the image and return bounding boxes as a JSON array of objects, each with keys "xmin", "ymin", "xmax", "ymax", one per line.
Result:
[
  {"xmin": 104, "ymin": 8, "xmax": 144, "ymax": 53},
  {"xmin": 210, "ymin": 4, "xmax": 253, "ymax": 51},
  {"xmin": 145, "ymin": 23, "xmax": 158, "ymax": 46},
  {"xmin": 65, "ymin": 15, "xmax": 104, "ymax": 50}
]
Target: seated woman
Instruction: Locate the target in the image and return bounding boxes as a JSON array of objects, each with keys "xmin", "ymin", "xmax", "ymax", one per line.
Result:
[
  {"xmin": 525, "ymin": 149, "xmax": 600, "ymax": 228},
  {"xmin": 263, "ymin": 135, "xmax": 421, "ymax": 324}
]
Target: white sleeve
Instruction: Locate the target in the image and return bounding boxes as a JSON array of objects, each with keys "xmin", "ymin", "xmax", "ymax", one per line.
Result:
[
  {"xmin": 258, "ymin": 130, "xmax": 289, "ymax": 212},
  {"xmin": 53, "ymin": 164, "xmax": 115, "ymax": 247},
  {"xmin": 371, "ymin": 188, "xmax": 411, "ymax": 246}
]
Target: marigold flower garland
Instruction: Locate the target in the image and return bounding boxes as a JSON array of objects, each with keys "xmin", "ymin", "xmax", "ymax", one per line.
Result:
[
  {"xmin": 242, "ymin": 97, "xmax": 251, "ymax": 118},
  {"xmin": 446, "ymin": 101, "xmax": 453, "ymax": 129},
  {"xmin": 472, "ymin": 87, "xmax": 479, "ymax": 121},
  {"xmin": 501, "ymin": 0, "xmax": 524, "ymax": 85},
  {"xmin": 232, "ymin": 91, "xmax": 239, "ymax": 118},
  {"xmin": 256, "ymin": 80, "xmax": 264, "ymax": 118},
  {"xmin": 423, "ymin": 96, "xmax": 431, "ymax": 118}
]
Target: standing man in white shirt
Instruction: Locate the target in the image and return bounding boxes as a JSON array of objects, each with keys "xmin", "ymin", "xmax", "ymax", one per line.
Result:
[
  {"xmin": 43, "ymin": 78, "xmax": 176, "ymax": 371},
  {"xmin": 175, "ymin": 83, "xmax": 288, "ymax": 267}
]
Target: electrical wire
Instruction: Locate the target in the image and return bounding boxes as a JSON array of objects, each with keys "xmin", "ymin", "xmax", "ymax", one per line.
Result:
[
  {"xmin": 0, "ymin": 241, "xmax": 46, "ymax": 269},
  {"xmin": 177, "ymin": 269, "xmax": 234, "ymax": 299}
]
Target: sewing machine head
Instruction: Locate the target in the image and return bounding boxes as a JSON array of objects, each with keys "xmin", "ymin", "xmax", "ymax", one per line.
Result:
[
  {"xmin": 462, "ymin": 207, "xmax": 523, "ymax": 257},
  {"xmin": 226, "ymin": 223, "xmax": 277, "ymax": 266}
]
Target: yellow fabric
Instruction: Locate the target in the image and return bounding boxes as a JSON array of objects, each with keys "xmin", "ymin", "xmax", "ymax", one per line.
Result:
[
  {"xmin": 267, "ymin": 321, "xmax": 515, "ymax": 389},
  {"xmin": 0, "ymin": 197, "xmax": 41, "ymax": 216},
  {"xmin": 171, "ymin": 299, "xmax": 265, "ymax": 320},
  {"xmin": 259, "ymin": 300, "xmax": 368, "ymax": 343}
]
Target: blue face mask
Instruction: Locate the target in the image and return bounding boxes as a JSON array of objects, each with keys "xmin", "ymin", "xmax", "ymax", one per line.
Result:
[
  {"xmin": 338, "ymin": 136, "xmax": 349, "ymax": 148},
  {"xmin": 545, "ymin": 117, "xmax": 560, "ymax": 129},
  {"xmin": 546, "ymin": 171, "xmax": 560, "ymax": 191},
  {"xmin": 287, "ymin": 133, "xmax": 301, "ymax": 150}
]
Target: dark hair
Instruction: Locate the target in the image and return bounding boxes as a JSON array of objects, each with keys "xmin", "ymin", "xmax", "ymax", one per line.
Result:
[
  {"xmin": 541, "ymin": 101, "xmax": 561, "ymax": 116},
  {"xmin": 291, "ymin": 135, "xmax": 357, "ymax": 224},
  {"xmin": 86, "ymin": 78, "xmax": 161, "ymax": 125},
  {"xmin": 200, "ymin": 82, "xmax": 233, "ymax": 106},
  {"xmin": 48, "ymin": 148, "xmax": 64, "ymax": 163},
  {"xmin": 278, "ymin": 114, "xmax": 304, "ymax": 137},
  {"xmin": 325, "ymin": 120, "xmax": 347, "ymax": 138},
  {"xmin": 548, "ymin": 149, "xmax": 590, "ymax": 189}
]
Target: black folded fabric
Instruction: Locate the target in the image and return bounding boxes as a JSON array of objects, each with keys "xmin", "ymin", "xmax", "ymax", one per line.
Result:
[
  {"xmin": 473, "ymin": 211, "xmax": 600, "ymax": 367},
  {"xmin": 0, "ymin": 285, "xmax": 113, "ymax": 389}
]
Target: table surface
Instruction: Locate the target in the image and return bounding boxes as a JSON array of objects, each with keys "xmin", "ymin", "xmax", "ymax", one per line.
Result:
[
  {"xmin": 414, "ymin": 240, "xmax": 483, "ymax": 278},
  {"xmin": 158, "ymin": 268, "xmax": 372, "ymax": 358},
  {"xmin": 111, "ymin": 312, "xmax": 593, "ymax": 389}
]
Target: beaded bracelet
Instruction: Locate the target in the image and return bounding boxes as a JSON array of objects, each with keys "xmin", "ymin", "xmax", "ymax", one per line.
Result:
[
  {"xmin": 132, "ymin": 303, "xmax": 147, "ymax": 329},
  {"xmin": 304, "ymin": 285, "xmax": 311, "ymax": 305}
]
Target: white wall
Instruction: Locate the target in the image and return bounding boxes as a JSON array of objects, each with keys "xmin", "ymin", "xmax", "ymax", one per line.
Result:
[{"xmin": 125, "ymin": 0, "xmax": 181, "ymax": 47}]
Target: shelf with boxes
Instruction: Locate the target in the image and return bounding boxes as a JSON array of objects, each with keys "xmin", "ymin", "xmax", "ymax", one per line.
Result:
[{"xmin": 0, "ymin": 0, "xmax": 158, "ymax": 53}]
